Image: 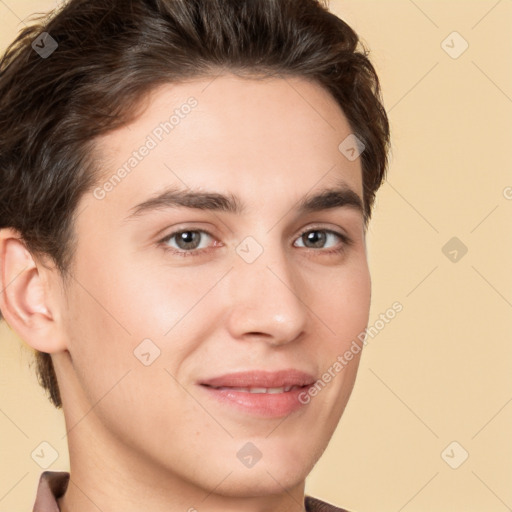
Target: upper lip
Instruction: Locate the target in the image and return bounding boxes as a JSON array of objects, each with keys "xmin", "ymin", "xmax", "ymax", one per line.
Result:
[{"xmin": 199, "ymin": 369, "xmax": 316, "ymax": 388}]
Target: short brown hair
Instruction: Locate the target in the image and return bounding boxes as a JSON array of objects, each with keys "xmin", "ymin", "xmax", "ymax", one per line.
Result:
[{"xmin": 0, "ymin": 0, "xmax": 390, "ymax": 408}]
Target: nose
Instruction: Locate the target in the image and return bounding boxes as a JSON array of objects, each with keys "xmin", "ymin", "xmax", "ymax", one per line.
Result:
[{"xmin": 224, "ymin": 245, "xmax": 309, "ymax": 346}]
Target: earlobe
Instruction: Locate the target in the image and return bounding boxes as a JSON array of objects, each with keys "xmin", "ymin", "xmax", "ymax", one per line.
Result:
[{"xmin": 0, "ymin": 228, "xmax": 67, "ymax": 353}]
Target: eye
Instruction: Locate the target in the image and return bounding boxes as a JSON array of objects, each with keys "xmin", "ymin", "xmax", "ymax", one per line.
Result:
[
  {"xmin": 160, "ymin": 229, "xmax": 215, "ymax": 254},
  {"xmin": 158, "ymin": 227, "xmax": 351, "ymax": 258},
  {"xmin": 293, "ymin": 229, "xmax": 350, "ymax": 252}
]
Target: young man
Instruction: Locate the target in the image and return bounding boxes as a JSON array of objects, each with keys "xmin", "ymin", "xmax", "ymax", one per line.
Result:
[{"xmin": 0, "ymin": 0, "xmax": 389, "ymax": 510}]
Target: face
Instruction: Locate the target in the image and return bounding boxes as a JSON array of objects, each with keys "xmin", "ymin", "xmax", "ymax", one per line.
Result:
[{"xmin": 53, "ymin": 74, "xmax": 371, "ymax": 496}]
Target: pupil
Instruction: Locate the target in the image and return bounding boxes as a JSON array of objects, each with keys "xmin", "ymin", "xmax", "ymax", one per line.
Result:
[
  {"xmin": 177, "ymin": 231, "xmax": 199, "ymax": 249},
  {"xmin": 305, "ymin": 231, "xmax": 325, "ymax": 248}
]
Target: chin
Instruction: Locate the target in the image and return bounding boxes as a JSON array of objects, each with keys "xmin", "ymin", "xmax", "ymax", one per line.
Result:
[
  {"xmin": 212, "ymin": 443, "xmax": 317, "ymax": 497},
  {"xmin": 213, "ymin": 465, "xmax": 308, "ymax": 498}
]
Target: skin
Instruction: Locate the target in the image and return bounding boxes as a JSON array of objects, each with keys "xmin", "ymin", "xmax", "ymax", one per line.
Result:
[{"xmin": 0, "ymin": 74, "xmax": 371, "ymax": 512}]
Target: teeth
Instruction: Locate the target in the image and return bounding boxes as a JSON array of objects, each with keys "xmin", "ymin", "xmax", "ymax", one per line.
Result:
[
  {"xmin": 214, "ymin": 385, "xmax": 298, "ymax": 393},
  {"xmin": 250, "ymin": 387, "xmax": 275, "ymax": 393}
]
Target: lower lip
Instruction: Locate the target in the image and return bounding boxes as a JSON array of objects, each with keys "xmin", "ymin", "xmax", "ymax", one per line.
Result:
[{"xmin": 199, "ymin": 385, "xmax": 311, "ymax": 418}]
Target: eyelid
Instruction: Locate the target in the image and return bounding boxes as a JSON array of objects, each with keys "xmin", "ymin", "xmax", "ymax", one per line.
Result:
[
  {"xmin": 158, "ymin": 227, "xmax": 220, "ymax": 256},
  {"xmin": 294, "ymin": 222, "xmax": 352, "ymax": 244},
  {"xmin": 293, "ymin": 225, "xmax": 352, "ymax": 250}
]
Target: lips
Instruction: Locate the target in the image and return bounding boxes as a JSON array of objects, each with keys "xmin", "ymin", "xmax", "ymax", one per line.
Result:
[
  {"xmin": 199, "ymin": 369, "xmax": 316, "ymax": 390},
  {"xmin": 198, "ymin": 369, "xmax": 316, "ymax": 417},
  {"xmin": 207, "ymin": 385, "xmax": 302, "ymax": 394}
]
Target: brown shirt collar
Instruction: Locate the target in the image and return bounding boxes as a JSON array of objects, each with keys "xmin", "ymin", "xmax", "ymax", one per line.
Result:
[
  {"xmin": 32, "ymin": 471, "xmax": 350, "ymax": 512},
  {"xmin": 32, "ymin": 472, "xmax": 69, "ymax": 512}
]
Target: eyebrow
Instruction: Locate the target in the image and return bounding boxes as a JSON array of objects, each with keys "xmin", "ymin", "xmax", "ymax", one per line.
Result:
[{"xmin": 124, "ymin": 181, "xmax": 364, "ymax": 221}]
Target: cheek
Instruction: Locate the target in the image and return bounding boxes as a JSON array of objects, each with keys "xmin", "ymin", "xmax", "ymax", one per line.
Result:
[
  {"xmin": 112, "ymin": 252, "xmax": 229, "ymax": 337},
  {"xmin": 311, "ymin": 259, "xmax": 371, "ymax": 345},
  {"xmin": 63, "ymin": 251, "xmax": 228, "ymax": 404},
  {"xmin": 300, "ymin": 262, "xmax": 370, "ymax": 426}
]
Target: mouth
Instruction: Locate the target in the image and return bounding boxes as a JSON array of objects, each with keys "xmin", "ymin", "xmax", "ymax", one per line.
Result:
[
  {"xmin": 199, "ymin": 368, "xmax": 316, "ymax": 388},
  {"xmin": 198, "ymin": 369, "xmax": 316, "ymax": 418},
  {"xmin": 201, "ymin": 384, "xmax": 305, "ymax": 394}
]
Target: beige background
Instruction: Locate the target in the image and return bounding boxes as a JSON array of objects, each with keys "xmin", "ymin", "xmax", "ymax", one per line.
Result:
[{"xmin": 1, "ymin": 1, "xmax": 511, "ymax": 511}]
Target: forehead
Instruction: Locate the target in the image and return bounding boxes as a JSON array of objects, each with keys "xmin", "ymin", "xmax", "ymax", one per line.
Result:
[{"xmin": 89, "ymin": 73, "xmax": 363, "ymax": 218}]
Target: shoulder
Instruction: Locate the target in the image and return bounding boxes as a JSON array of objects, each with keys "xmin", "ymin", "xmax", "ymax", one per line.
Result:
[{"xmin": 305, "ymin": 495, "xmax": 353, "ymax": 512}]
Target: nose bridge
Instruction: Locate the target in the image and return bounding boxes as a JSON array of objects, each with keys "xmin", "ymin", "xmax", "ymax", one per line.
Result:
[{"xmin": 225, "ymin": 235, "xmax": 309, "ymax": 343}]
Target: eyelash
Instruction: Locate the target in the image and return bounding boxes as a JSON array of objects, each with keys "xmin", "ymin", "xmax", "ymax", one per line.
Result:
[{"xmin": 158, "ymin": 226, "xmax": 353, "ymax": 258}]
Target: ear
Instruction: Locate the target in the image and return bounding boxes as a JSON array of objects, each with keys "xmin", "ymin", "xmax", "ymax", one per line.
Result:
[{"xmin": 0, "ymin": 228, "xmax": 67, "ymax": 353}]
